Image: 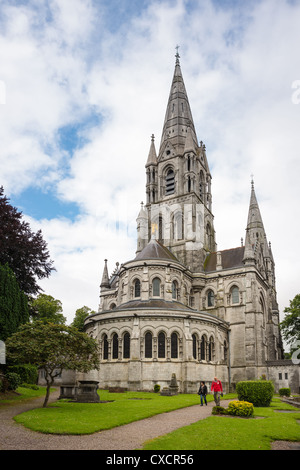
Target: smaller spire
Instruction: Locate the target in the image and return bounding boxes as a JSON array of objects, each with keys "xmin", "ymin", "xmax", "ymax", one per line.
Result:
[
  {"xmin": 146, "ymin": 134, "xmax": 158, "ymax": 167},
  {"xmin": 100, "ymin": 259, "xmax": 110, "ymax": 289},
  {"xmin": 137, "ymin": 201, "xmax": 147, "ymax": 219}
]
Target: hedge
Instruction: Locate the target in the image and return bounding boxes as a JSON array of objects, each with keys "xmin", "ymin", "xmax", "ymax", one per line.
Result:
[
  {"xmin": 236, "ymin": 380, "xmax": 274, "ymax": 407},
  {"xmin": 279, "ymin": 388, "xmax": 291, "ymax": 397},
  {"xmin": 8, "ymin": 364, "xmax": 38, "ymax": 385}
]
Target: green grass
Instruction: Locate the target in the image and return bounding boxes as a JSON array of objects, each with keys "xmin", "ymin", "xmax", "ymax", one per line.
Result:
[
  {"xmin": 10, "ymin": 390, "xmax": 300, "ymax": 449},
  {"xmin": 0, "ymin": 386, "xmax": 53, "ymax": 406},
  {"xmin": 142, "ymin": 397, "xmax": 300, "ymax": 450},
  {"xmin": 13, "ymin": 390, "xmax": 235, "ymax": 435}
]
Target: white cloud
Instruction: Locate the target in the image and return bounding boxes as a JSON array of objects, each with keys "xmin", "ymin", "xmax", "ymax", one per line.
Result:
[{"xmin": 1, "ymin": 0, "xmax": 300, "ymax": 328}]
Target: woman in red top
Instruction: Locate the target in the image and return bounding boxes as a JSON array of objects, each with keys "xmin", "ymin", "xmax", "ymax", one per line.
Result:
[{"xmin": 211, "ymin": 377, "xmax": 223, "ymax": 406}]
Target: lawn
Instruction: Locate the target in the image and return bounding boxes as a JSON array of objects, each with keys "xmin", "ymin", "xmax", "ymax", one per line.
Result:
[
  {"xmin": 10, "ymin": 390, "xmax": 300, "ymax": 449},
  {"xmin": 142, "ymin": 397, "xmax": 300, "ymax": 450},
  {"xmin": 0, "ymin": 386, "xmax": 52, "ymax": 406},
  {"xmin": 13, "ymin": 390, "xmax": 235, "ymax": 435}
]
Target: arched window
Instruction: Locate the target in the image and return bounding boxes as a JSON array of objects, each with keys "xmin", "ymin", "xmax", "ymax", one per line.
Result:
[
  {"xmin": 103, "ymin": 334, "xmax": 108, "ymax": 360},
  {"xmin": 172, "ymin": 280, "xmax": 178, "ymax": 300},
  {"xmin": 158, "ymin": 332, "xmax": 166, "ymax": 358},
  {"xmin": 173, "ymin": 212, "xmax": 183, "ymax": 240},
  {"xmin": 199, "ymin": 171, "xmax": 205, "ymax": 200},
  {"xmin": 171, "ymin": 332, "xmax": 178, "ymax": 358},
  {"xmin": 145, "ymin": 332, "xmax": 152, "ymax": 358},
  {"xmin": 206, "ymin": 223, "xmax": 212, "ymax": 250},
  {"xmin": 187, "ymin": 176, "xmax": 191, "ymax": 192},
  {"xmin": 110, "ymin": 303, "xmax": 116, "ymax": 310},
  {"xmin": 200, "ymin": 335, "xmax": 207, "ymax": 360},
  {"xmin": 208, "ymin": 336, "xmax": 214, "ymax": 362},
  {"xmin": 134, "ymin": 279, "xmax": 141, "ymax": 298},
  {"xmin": 152, "ymin": 277, "xmax": 161, "ymax": 297},
  {"xmin": 207, "ymin": 289, "xmax": 215, "ymax": 307},
  {"xmin": 231, "ymin": 286, "xmax": 239, "ymax": 304},
  {"xmin": 159, "ymin": 214, "xmax": 164, "ymax": 241},
  {"xmin": 165, "ymin": 168, "xmax": 175, "ymax": 195},
  {"xmin": 192, "ymin": 334, "xmax": 197, "ymax": 360},
  {"xmin": 187, "ymin": 155, "xmax": 191, "ymax": 171},
  {"xmin": 260, "ymin": 296, "xmax": 268, "ymax": 324},
  {"xmin": 112, "ymin": 333, "xmax": 118, "ymax": 359},
  {"xmin": 123, "ymin": 332, "xmax": 130, "ymax": 359}
]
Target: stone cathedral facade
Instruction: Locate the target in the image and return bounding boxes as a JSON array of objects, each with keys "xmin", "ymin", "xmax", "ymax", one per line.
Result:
[{"xmin": 84, "ymin": 54, "xmax": 299, "ymax": 393}]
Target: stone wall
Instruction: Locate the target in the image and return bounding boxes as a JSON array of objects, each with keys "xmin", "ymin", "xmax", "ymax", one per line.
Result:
[{"xmin": 266, "ymin": 360, "xmax": 300, "ymax": 393}]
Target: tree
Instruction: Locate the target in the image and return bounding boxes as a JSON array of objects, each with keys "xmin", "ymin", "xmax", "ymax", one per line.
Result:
[
  {"xmin": 0, "ymin": 263, "xmax": 29, "ymax": 341},
  {"xmin": 71, "ymin": 306, "xmax": 96, "ymax": 331},
  {"xmin": 280, "ymin": 294, "xmax": 300, "ymax": 347},
  {"xmin": 30, "ymin": 294, "xmax": 66, "ymax": 324},
  {"xmin": 6, "ymin": 321, "xmax": 100, "ymax": 407},
  {"xmin": 0, "ymin": 186, "xmax": 54, "ymax": 295}
]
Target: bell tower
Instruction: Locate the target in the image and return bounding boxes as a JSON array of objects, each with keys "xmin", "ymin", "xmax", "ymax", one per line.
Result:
[{"xmin": 142, "ymin": 50, "xmax": 216, "ymax": 272}]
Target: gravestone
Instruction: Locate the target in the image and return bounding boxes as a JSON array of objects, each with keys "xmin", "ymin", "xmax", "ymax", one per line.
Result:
[
  {"xmin": 59, "ymin": 369, "xmax": 77, "ymax": 400},
  {"xmin": 160, "ymin": 373, "xmax": 179, "ymax": 396},
  {"xmin": 76, "ymin": 380, "xmax": 100, "ymax": 403}
]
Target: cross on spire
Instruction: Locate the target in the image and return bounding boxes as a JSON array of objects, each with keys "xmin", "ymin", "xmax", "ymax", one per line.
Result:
[{"xmin": 175, "ymin": 44, "xmax": 180, "ymax": 63}]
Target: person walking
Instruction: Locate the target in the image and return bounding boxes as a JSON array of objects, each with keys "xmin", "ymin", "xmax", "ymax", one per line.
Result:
[
  {"xmin": 198, "ymin": 381, "xmax": 208, "ymax": 406},
  {"xmin": 211, "ymin": 377, "xmax": 223, "ymax": 406}
]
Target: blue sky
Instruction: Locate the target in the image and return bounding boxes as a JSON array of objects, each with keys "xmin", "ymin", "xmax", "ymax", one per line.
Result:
[{"xmin": 1, "ymin": 0, "xmax": 300, "ymax": 327}]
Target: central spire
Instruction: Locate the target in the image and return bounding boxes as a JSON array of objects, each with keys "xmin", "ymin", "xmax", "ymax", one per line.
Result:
[{"xmin": 158, "ymin": 49, "xmax": 198, "ymax": 159}]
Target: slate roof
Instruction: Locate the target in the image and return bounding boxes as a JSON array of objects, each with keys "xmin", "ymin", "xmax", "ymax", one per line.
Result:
[
  {"xmin": 134, "ymin": 239, "xmax": 179, "ymax": 262},
  {"xmin": 112, "ymin": 299, "xmax": 193, "ymax": 312},
  {"xmin": 204, "ymin": 246, "xmax": 245, "ymax": 272}
]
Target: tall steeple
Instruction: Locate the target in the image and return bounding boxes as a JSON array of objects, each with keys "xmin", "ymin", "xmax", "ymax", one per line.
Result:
[
  {"xmin": 158, "ymin": 48, "xmax": 198, "ymax": 159},
  {"xmin": 243, "ymin": 179, "xmax": 270, "ymax": 269},
  {"xmin": 140, "ymin": 50, "xmax": 216, "ymax": 271},
  {"xmin": 246, "ymin": 178, "xmax": 265, "ymax": 234}
]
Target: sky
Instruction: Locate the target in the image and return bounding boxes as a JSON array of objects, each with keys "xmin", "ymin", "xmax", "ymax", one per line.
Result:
[{"xmin": 0, "ymin": 0, "xmax": 299, "ymax": 331}]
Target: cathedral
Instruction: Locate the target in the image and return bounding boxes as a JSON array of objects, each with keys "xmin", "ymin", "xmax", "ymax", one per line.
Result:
[{"xmin": 84, "ymin": 53, "xmax": 299, "ymax": 394}]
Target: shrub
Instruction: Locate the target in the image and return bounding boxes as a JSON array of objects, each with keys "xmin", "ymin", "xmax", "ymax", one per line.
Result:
[
  {"xmin": 154, "ymin": 384, "xmax": 160, "ymax": 393},
  {"xmin": 21, "ymin": 383, "xmax": 39, "ymax": 390},
  {"xmin": 0, "ymin": 373, "xmax": 9, "ymax": 392},
  {"xmin": 227, "ymin": 400, "xmax": 254, "ymax": 417},
  {"xmin": 5, "ymin": 372, "xmax": 22, "ymax": 391},
  {"xmin": 279, "ymin": 388, "xmax": 291, "ymax": 397},
  {"xmin": 236, "ymin": 380, "xmax": 274, "ymax": 407},
  {"xmin": 8, "ymin": 364, "xmax": 38, "ymax": 384},
  {"xmin": 212, "ymin": 406, "xmax": 227, "ymax": 415}
]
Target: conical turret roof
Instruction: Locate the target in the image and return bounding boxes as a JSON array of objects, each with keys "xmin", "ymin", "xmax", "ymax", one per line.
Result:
[
  {"xmin": 134, "ymin": 238, "xmax": 178, "ymax": 262},
  {"xmin": 146, "ymin": 134, "xmax": 158, "ymax": 167},
  {"xmin": 100, "ymin": 259, "xmax": 110, "ymax": 288}
]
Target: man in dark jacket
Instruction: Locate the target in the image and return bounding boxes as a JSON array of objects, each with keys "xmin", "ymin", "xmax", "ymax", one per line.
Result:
[
  {"xmin": 198, "ymin": 381, "xmax": 208, "ymax": 406},
  {"xmin": 211, "ymin": 377, "xmax": 223, "ymax": 406}
]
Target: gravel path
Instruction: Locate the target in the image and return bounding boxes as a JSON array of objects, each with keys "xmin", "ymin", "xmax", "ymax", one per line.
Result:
[
  {"xmin": 1, "ymin": 391, "xmax": 299, "ymax": 451},
  {"xmin": 0, "ymin": 390, "xmax": 231, "ymax": 450}
]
